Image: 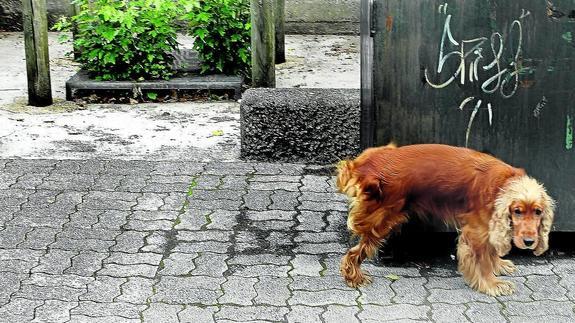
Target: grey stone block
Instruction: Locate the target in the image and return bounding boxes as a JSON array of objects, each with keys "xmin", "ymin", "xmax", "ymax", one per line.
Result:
[
  {"xmin": 241, "ymin": 88, "xmax": 360, "ymax": 163},
  {"xmin": 358, "ymin": 304, "xmax": 430, "ymax": 321},
  {"xmin": 215, "ymin": 305, "xmax": 289, "ymax": 322},
  {"xmin": 218, "ymin": 276, "xmax": 257, "ymax": 305},
  {"xmin": 322, "ymin": 305, "xmax": 360, "ymax": 323},
  {"xmin": 253, "ymin": 276, "xmax": 291, "ymax": 306}
]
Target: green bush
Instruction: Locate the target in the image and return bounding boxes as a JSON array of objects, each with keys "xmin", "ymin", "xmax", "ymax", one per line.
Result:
[
  {"xmin": 187, "ymin": 0, "xmax": 251, "ymax": 77},
  {"xmin": 55, "ymin": 0, "xmax": 197, "ymax": 81}
]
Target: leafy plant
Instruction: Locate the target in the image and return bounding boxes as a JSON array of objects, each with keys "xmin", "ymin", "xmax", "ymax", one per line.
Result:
[
  {"xmin": 54, "ymin": 0, "xmax": 198, "ymax": 81},
  {"xmin": 187, "ymin": 0, "xmax": 251, "ymax": 77}
]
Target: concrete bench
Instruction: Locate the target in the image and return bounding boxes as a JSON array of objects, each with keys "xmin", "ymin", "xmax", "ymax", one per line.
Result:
[{"xmin": 240, "ymin": 88, "xmax": 360, "ymax": 163}]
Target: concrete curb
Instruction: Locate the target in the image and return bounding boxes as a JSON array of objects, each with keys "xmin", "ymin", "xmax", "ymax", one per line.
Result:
[{"xmin": 240, "ymin": 88, "xmax": 360, "ymax": 164}]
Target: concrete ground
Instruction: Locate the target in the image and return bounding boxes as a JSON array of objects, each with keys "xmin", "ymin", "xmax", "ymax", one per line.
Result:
[{"xmin": 1, "ymin": 32, "xmax": 574, "ymax": 323}]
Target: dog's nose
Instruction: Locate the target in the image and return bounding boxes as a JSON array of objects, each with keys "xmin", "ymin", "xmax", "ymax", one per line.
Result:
[{"xmin": 523, "ymin": 238, "xmax": 535, "ymax": 247}]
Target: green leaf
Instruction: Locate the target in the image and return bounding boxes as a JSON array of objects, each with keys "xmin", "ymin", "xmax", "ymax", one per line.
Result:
[
  {"xmin": 146, "ymin": 92, "xmax": 158, "ymax": 100},
  {"xmin": 384, "ymin": 274, "xmax": 401, "ymax": 281},
  {"xmin": 211, "ymin": 130, "xmax": 224, "ymax": 136}
]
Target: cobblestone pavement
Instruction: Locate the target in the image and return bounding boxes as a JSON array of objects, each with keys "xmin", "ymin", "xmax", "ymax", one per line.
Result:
[{"xmin": 0, "ymin": 159, "xmax": 574, "ymax": 323}]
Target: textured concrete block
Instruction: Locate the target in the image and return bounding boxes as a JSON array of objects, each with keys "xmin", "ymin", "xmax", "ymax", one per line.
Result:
[{"xmin": 241, "ymin": 88, "xmax": 360, "ymax": 163}]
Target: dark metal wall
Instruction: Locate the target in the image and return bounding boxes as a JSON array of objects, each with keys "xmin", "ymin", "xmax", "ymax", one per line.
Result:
[{"xmin": 363, "ymin": 0, "xmax": 575, "ymax": 230}]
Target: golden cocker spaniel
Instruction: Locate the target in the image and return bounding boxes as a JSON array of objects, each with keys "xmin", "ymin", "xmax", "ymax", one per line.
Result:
[{"xmin": 337, "ymin": 143, "xmax": 555, "ymax": 296}]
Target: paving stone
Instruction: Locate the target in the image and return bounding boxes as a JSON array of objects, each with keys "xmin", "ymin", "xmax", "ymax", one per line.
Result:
[
  {"xmin": 322, "ymin": 305, "xmax": 360, "ymax": 323},
  {"xmin": 0, "ymin": 225, "xmax": 32, "ymax": 247},
  {"xmin": 16, "ymin": 284, "xmax": 85, "ymax": 302},
  {"xmin": 193, "ymin": 174, "xmax": 222, "ymax": 190},
  {"xmin": 205, "ymin": 162, "xmax": 255, "ymax": 176},
  {"xmin": 132, "ymin": 210, "xmax": 178, "ymax": 221},
  {"xmin": 293, "ymin": 243, "xmax": 347, "ymax": 255},
  {"xmin": 301, "ymin": 175, "xmax": 331, "ymax": 192},
  {"xmin": 177, "ymin": 230, "xmax": 232, "ymax": 242},
  {"xmin": 508, "ymin": 315, "xmax": 575, "ymax": 323},
  {"xmin": 466, "ymin": 302, "xmax": 506, "ymax": 323},
  {"xmin": 175, "ymin": 208, "xmax": 209, "ymax": 230},
  {"xmin": 0, "ymin": 272, "xmax": 26, "ymax": 304},
  {"xmin": 152, "ymin": 276, "xmax": 224, "ymax": 305},
  {"xmin": 142, "ymin": 303, "xmax": 182, "ymax": 323},
  {"xmin": 188, "ymin": 198, "xmax": 242, "ymax": 211},
  {"xmin": 298, "ymin": 200, "xmax": 348, "ymax": 212},
  {"xmin": 98, "ymin": 263, "xmax": 157, "ymax": 278},
  {"xmin": 80, "ymin": 276, "xmax": 124, "ymax": 302},
  {"xmin": 174, "ymin": 241, "xmax": 231, "ymax": 254},
  {"xmin": 144, "ymin": 182, "xmax": 190, "ymax": 193},
  {"xmin": 0, "ymin": 297, "xmax": 43, "ymax": 322},
  {"xmin": 286, "ymin": 305, "xmax": 323, "ymax": 322},
  {"xmin": 389, "ymin": 277, "xmax": 428, "ymax": 305},
  {"xmin": 25, "ymin": 272, "xmax": 93, "ymax": 289},
  {"xmin": 134, "ymin": 193, "xmax": 165, "ymax": 211},
  {"xmin": 250, "ymin": 220, "xmax": 294, "ymax": 231},
  {"xmin": 124, "ymin": 219, "xmax": 174, "ymax": 231},
  {"xmin": 204, "ymin": 210, "xmax": 238, "ymax": 230},
  {"xmin": 67, "ymin": 314, "xmax": 140, "ymax": 323},
  {"xmin": 362, "ymin": 263, "xmax": 422, "ymax": 278},
  {"xmin": 115, "ymin": 277, "xmax": 155, "ymax": 304},
  {"xmin": 427, "ymin": 286, "xmax": 496, "ymax": 304},
  {"xmin": 32, "ymin": 248, "xmax": 78, "ymax": 274},
  {"xmin": 0, "ymin": 173, "xmax": 23, "ymax": 189},
  {"xmin": 159, "ymin": 252, "xmax": 198, "ymax": 276},
  {"xmin": 80, "ymin": 191, "xmax": 139, "ymax": 210},
  {"xmin": 525, "ymin": 274, "xmax": 568, "ymax": 301},
  {"xmin": 159, "ymin": 192, "xmax": 187, "ymax": 211},
  {"xmin": 0, "ymin": 248, "xmax": 44, "ymax": 262},
  {"xmin": 93, "ymin": 210, "xmax": 129, "ymax": 229},
  {"xmin": 2, "ymin": 257, "xmax": 40, "ymax": 274},
  {"xmin": 116, "ymin": 175, "xmax": 149, "ymax": 192},
  {"xmin": 514, "ymin": 259, "xmax": 554, "ymax": 275},
  {"xmin": 17, "ymin": 227, "xmax": 58, "ymax": 249},
  {"xmin": 112, "ymin": 231, "xmax": 148, "ymax": 253},
  {"xmin": 51, "ymin": 237, "xmax": 114, "ymax": 252},
  {"xmin": 253, "ymin": 276, "xmax": 291, "ymax": 306},
  {"xmin": 295, "ymin": 231, "xmax": 341, "ymax": 243},
  {"xmin": 70, "ymin": 301, "xmax": 146, "ymax": 319},
  {"xmin": 65, "ymin": 251, "xmax": 108, "ymax": 276},
  {"xmin": 219, "ymin": 276, "xmax": 258, "ymax": 305},
  {"xmin": 178, "ymin": 305, "xmax": 218, "ymax": 323},
  {"xmin": 300, "ymin": 191, "xmax": 347, "ymax": 202},
  {"xmin": 191, "ymin": 252, "xmax": 229, "ymax": 277},
  {"xmin": 426, "ymin": 276, "xmax": 467, "ymax": 289},
  {"xmin": 105, "ymin": 252, "xmax": 163, "ymax": 266},
  {"xmin": 431, "ymin": 303, "xmax": 469, "ymax": 323},
  {"xmin": 358, "ymin": 304, "xmax": 430, "ymax": 321},
  {"xmin": 358, "ymin": 277, "xmax": 394, "ymax": 306},
  {"xmin": 296, "ymin": 211, "xmax": 327, "ymax": 232},
  {"xmin": 59, "ymin": 227, "xmax": 120, "ymax": 241},
  {"xmin": 252, "ymin": 175, "xmax": 301, "ymax": 182},
  {"xmin": 65, "ymin": 210, "xmax": 100, "ymax": 228},
  {"xmin": 289, "ymin": 289, "xmax": 359, "ymax": 306},
  {"xmin": 290, "ymin": 254, "xmax": 323, "ymax": 276},
  {"xmin": 253, "ymin": 163, "xmax": 304, "ymax": 175},
  {"xmin": 249, "ymin": 181, "xmax": 300, "ymax": 191},
  {"xmin": 228, "ymin": 254, "xmax": 292, "ymax": 266},
  {"xmin": 243, "ymin": 189, "xmax": 272, "ymax": 210},
  {"xmin": 33, "ymin": 299, "xmax": 77, "ymax": 323},
  {"xmin": 152, "ymin": 162, "xmax": 205, "ymax": 176},
  {"xmin": 550, "ymin": 258, "xmax": 575, "ymax": 275},
  {"xmin": 232, "ymin": 264, "xmax": 290, "ymax": 278},
  {"xmin": 11, "ymin": 173, "xmax": 47, "ymax": 190},
  {"xmin": 41, "ymin": 173, "xmax": 96, "ymax": 190},
  {"xmin": 218, "ymin": 175, "xmax": 248, "ymax": 190},
  {"xmin": 93, "ymin": 174, "xmax": 122, "ymax": 191},
  {"xmin": 190, "ymin": 189, "xmax": 240, "ymax": 201},
  {"xmin": 270, "ymin": 190, "xmax": 300, "ymax": 210},
  {"xmin": 558, "ymin": 274, "xmax": 575, "ymax": 301},
  {"xmin": 291, "ymin": 275, "xmax": 349, "ymax": 291},
  {"xmin": 215, "ymin": 305, "xmax": 289, "ymax": 321}
]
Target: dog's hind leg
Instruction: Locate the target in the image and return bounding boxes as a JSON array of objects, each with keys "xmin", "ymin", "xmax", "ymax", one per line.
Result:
[{"xmin": 341, "ymin": 207, "xmax": 407, "ymax": 288}]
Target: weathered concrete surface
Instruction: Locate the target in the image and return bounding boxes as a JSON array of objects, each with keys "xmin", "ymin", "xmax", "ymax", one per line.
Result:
[
  {"xmin": 241, "ymin": 88, "xmax": 360, "ymax": 163},
  {"xmin": 1, "ymin": 0, "xmax": 360, "ymax": 34},
  {"xmin": 0, "ymin": 158, "xmax": 574, "ymax": 323}
]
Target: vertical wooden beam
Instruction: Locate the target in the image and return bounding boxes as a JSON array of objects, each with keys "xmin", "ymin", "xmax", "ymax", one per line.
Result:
[
  {"xmin": 251, "ymin": 0, "xmax": 275, "ymax": 87},
  {"xmin": 69, "ymin": 1, "xmax": 81, "ymax": 60},
  {"xmin": 274, "ymin": 0, "xmax": 286, "ymax": 64},
  {"xmin": 22, "ymin": 0, "xmax": 53, "ymax": 106}
]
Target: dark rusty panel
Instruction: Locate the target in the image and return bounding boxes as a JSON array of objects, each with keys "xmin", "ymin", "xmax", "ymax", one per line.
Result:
[
  {"xmin": 360, "ymin": 0, "xmax": 375, "ymax": 148},
  {"xmin": 369, "ymin": 0, "xmax": 575, "ymax": 230}
]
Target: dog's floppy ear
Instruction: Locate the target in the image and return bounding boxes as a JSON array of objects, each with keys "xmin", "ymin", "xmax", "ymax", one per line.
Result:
[
  {"xmin": 489, "ymin": 199, "xmax": 513, "ymax": 257},
  {"xmin": 534, "ymin": 190, "xmax": 556, "ymax": 256}
]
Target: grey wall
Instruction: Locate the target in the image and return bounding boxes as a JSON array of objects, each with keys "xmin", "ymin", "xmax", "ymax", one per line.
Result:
[{"xmin": 0, "ymin": 0, "xmax": 359, "ymax": 34}]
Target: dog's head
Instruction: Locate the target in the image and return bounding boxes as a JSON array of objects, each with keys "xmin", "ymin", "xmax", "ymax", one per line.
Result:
[{"xmin": 489, "ymin": 176, "xmax": 555, "ymax": 257}]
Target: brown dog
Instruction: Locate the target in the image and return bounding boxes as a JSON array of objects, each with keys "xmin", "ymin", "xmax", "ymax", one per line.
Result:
[{"xmin": 337, "ymin": 143, "xmax": 555, "ymax": 296}]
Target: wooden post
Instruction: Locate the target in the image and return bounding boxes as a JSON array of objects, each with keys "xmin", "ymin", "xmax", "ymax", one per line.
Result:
[
  {"xmin": 251, "ymin": 0, "xmax": 275, "ymax": 87},
  {"xmin": 22, "ymin": 0, "xmax": 53, "ymax": 106},
  {"xmin": 274, "ymin": 0, "xmax": 286, "ymax": 64},
  {"xmin": 69, "ymin": 1, "xmax": 81, "ymax": 60}
]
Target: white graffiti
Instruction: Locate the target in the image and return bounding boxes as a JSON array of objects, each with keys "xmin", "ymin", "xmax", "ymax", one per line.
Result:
[{"xmin": 426, "ymin": 4, "xmax": 527, "ymax": 147}]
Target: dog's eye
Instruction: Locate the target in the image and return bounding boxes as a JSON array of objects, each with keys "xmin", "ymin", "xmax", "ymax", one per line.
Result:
[
  {"xmin": 514, "ymin": 208, "xmax": 522, "ymax": 215},
  {"xmin": 535, "ymin": 209, "xmax": 542, "ymax": 216}
]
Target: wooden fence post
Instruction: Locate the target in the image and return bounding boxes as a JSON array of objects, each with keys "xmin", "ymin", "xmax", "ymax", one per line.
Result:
[
  {"xmin": 69, "ymin": 1, "xmax": 81, "ymax": 60},
  {"xmin": 251, "ymin": 0, "xmax": 275, "ymax": 87},
  {"xmin": 22, "ymin": 0, "xmax": 53, "ymax": 106},
  {"xmin": 274, "ymin": 0, "xmax": 285, "ymax": 64}
]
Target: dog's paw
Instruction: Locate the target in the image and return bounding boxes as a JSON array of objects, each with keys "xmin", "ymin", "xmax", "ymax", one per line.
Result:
[
  {"xmin": 344, "ymin": 271, "xmax": 373, "ymax": 288},
  {"xmin": 495, "ymin": 259, "xmax": 517, "ymax": 276},
  {"xmin": 483, "ymin": 279, "xmax": 515, "ymax": 296}
]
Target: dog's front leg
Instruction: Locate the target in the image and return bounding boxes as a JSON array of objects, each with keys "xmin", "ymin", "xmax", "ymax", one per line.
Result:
[
  {"xmin": 457, "ymin": 233, "xmax": 515, "ymax": 296},
  {"xmin": 493, "ymin": 257, "xmax": 516, "ymax": 276}
]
